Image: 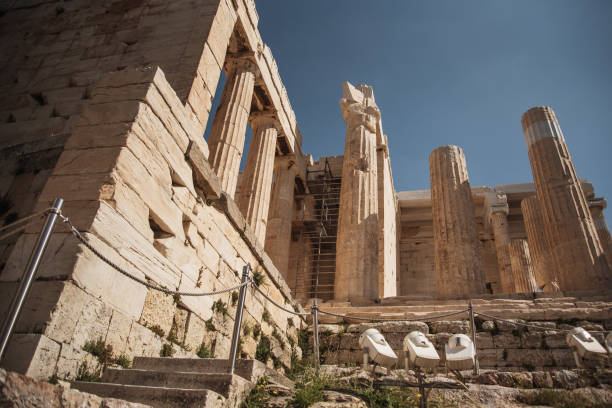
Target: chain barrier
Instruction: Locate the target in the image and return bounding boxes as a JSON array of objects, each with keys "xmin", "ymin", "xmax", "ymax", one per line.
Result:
[
  {"xmin": 250, "ymin": 282, "xmax": 310, "ymax": 316},
  {"xmin": 475, "ymin": 311, "xmax": 608, "ymax": 334},
  {"xmin": 317, "ymin": 308, "xmax": 469, "ymax": 322},
  {"xmin": 59, "ymin": 212, "xmax": 250, "ymax": 297}
]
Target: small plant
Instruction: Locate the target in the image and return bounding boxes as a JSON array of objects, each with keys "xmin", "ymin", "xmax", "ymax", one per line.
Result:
[
  {"xmin": 271, "ymin": 355, "xmax": 282, "ymax": 369},
  {"xmin": 297, "ymin": 328, "xmax": 310, "ymax": 358},
  {"xmin": 75, "ymin": 361, "xmax": 101, "ymax": 382},
  {"xmin": 231, "ymin": 291, "xmax": 239, "ymax": 306},
  {"xmin": 48, "ymin": 374, "xmax": 59, "ymax": 384},
  {"xmin": 272, "ymin": 328, "xmax": 285, "ymax": 350},
  {"xmin": 212, "ymin": 299, "xmax": 228, "ymax": 317},
  {"xmin": 113, "ymin": 355, "xmax": 130, "ymax": 368},
  {"xmin": 197, "ymin": 341, "xmax": 213, "ymax": 358},
  {"xmin": 287, "ymin": 318, "xmax": 294, "ymax": 328},
  {"xmin": 240, "ymin": 376, "xmax": 270, "ymax": 408},
  {"xmin": 149, "ymin": 324, "xmax": 165, "ymax": 338},
  {"xmin": 252, "ymin": 269, "xmax": 265, "ymax": 287},
  {"xmin": 262, "ymin": 308, "xmax": 271, "ymax": 324},
  {"xmin": 287, "ymin": 335, "xmax": 296, "ymax": 348},
  {"xmin": 82, "ymin": 339, "xmax": 114, "ymax": 366},
  {"xmin": 160, "ymin": 343, "xmax": 174, "ymax": 357},
  {"xmin": 205, "ymin": 318, "xmax": 216, "ymax": 332},
  {"xmin": 167, "ymin": 326, "xmax": 180, "ymax": 345},
  {"xmin": 243, "ymin": 322, "xmax": 253, "ymax": 337},
  {"xmin": 252, "ymin": 323, "xmax": 261, "ymax": 339},
  {"xmin": 255, "ymin": 335, "xmax": 271, "ymax": 363}
]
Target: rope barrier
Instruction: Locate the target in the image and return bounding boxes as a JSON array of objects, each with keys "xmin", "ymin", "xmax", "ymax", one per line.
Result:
[
  {"xmin": 59, "ymin": 212, "xmax": 250, "ymax": 297},
  {"xmin": 475, "ymin": 311, "xmax": 608, "ymax": 334},
  {"xmin": 0, "ymin": 223, "xmax": 31, "ymax": 242},
  {"xmin": 251, "ymin": 282, "xmax": 310, "ymax": 316},
  {"xmin": 0, "ymin": 208, "xmax": 52, "ymax": 233},
  {"xmin": 317, "ymin": 308, "xmax": 469, "ymax": 322}
]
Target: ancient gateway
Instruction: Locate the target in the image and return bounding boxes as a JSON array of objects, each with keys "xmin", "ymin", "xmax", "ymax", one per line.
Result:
[{"xmin": 0, "ymin": 0, "xmax": 610, "ymax": 385}]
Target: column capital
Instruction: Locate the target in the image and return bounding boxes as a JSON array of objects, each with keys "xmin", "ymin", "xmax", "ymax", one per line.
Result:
[
  {"xmin": 225, "ymin": 57, "xmax": 260, "ymax": 78},
  {"xmin": 521, "ymin": 106, "xmax": 558, "ymax": 132},
  {"xmin": 589, "ymin": 198, "xmax": 607, "ymax": 211},
  {"xmin": 249, "ymin": 110, "xmax": 280, "ymax": 131},
  {"xmin": 484, "ymin": 190, "xmax": 509, "ymax": 229}
]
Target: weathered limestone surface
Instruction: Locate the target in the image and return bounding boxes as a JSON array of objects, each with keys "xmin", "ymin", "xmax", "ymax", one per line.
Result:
[
  {"xmin": 207, "ymin": 59, "xmax": 257, "ymax": 197},
  {"xmin": 265, "ymin": 156, "xmax": 299, "ymax": 280},
  {"xmin": 237, "ymin": 112, "xmax": 278, "ymax": 245},
  {"xmin": 430, "ymin": 146, "xmax": 485, "ymax": 297},
  {"xmin": 522, "ymin": 106, "xmax": 610, "ymax": 291},
  {"xmin": 521, "ymin": 196, "xmax": 558, "ymax": 291},
  {"xmin": 0, "ymin": 68, "xmax": 304, "ymax": 381},
  {"xmin": 508, "ymin": 239, "xmax": 538, "ymax": 293},
  {"xmin": 334, "ymin": 82, "xmax": 379, "ymax": 302}
]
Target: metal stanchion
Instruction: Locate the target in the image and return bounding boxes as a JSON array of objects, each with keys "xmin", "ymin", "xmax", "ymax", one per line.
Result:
[
  {"xmin": 312, "ymin": 299, "xmax": 320, "ymax": 371},
  {"xmin": 228, "ymin": 265, "xmax": 250, "ymax": 375},
  {"xmin": 0, "ymin": 198, "xmax": 64, "ymax": 360},
  {"xmin": 468, "ymin": 300, "xmax": 480, "ymax": 375}
]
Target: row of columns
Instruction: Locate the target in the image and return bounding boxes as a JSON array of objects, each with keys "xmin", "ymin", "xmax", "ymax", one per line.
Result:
[
  {"xmin": 428, "ymin": 106, "xmax": 610, "ymax": 298},
  {"xmin": 206, "ymin": 57, "xmax": 297, "ymax": 275}
]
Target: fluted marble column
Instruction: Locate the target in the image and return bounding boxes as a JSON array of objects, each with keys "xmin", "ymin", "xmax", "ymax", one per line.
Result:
[
  {"xmin": 490, "ymin": 208, "xmax": 513, "ymax": 293},
  {"xmin": 264, "ymin": 155, "xmax": 299, "ymax": 279},
  {"xmin": 522, "ymin": 106, "xmax": 610, "ymax": 291},
  {"xmin": 238, "ymin": 111, "xmax": 278, "ymax": 245},
  {"xmin": 509, "ymin": 239, "xmax": 538, "ymax": 293},
  {"xmin": 589, "ymin": 199, "xmax": 612, "ymax": 267},
  {"xmin": 430, "ymin": 145, "xmax": 485, "ymax": 297},
  {"xmin": 334, "ymin": 82, "xmax": 379, "ymax": 302},
  {"xmin": 521, "ymin": 196, "xmax": 558, "ymax": 291},
  {"xmin": 208, "ymin": 58, "xmax": 257, "ymax": 197}
]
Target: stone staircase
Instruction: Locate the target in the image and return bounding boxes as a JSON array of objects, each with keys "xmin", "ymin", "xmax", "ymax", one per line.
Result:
[
  {"xmin": 316, "ymin": 292, "xmax": 612, "ymax": 323},
  {"xmin": 72, "ymin": 358, "xmax": 292, "ymax": 407}
]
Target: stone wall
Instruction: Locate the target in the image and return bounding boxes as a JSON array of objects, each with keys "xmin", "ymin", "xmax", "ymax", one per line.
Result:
[{"xmin": 0, "ymin": 67, "xmax": 304, "ymax": 381}]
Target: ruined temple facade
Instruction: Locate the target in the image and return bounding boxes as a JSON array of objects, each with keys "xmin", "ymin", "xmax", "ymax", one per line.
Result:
[{"xmin": 0, "ymin": 0, "xmax": 611, "ymax": 381}]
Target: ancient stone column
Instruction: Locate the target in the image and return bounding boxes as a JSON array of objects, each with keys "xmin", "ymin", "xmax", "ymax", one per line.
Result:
[
  {"xmin": 237, "ymin": 111, "xmax": 278, "ymax": 245},
  {"xmin": 264, "ymin": 155, "xmax": 298, "ymax": 279},
  {"xmin": 334, "ymin": 82, "xmax": 379, "ymax": 302},
  {"xmin": 508, "ymin": 239, "xmax": 538, "ymax": 293},
  {"xmin": 207, "ymin": 58, "xmax": 257, "ymax": 197},
  {"xmin": 430, "ymin": 145, "xmax": 485, "ymax": 297},
  {"xmin": 589, "ymin": 199, "xmax": 612, "ymax": 267},
  {"xmin": 486, "ymin": 192, "xmax": 514, "ymax": 293},
  {"xmin": 521, "ymin": 196, "xmax": 559, "ymax": 291},
  {"xmin": 522, "ymin": 106, "xmax": 610, "ymax": 291}
]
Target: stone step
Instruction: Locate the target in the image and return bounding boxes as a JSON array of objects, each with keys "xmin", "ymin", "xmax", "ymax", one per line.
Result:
[
  {"xmin": 132, "ymin": 357, "xmax": 294, "ymax": 388},
  {"xmin": 71, "ymin": 382, "xmax": 224, "ymax": 408},
  {"xmin": 102, "ymin": 369, "xmax": 245, "ymax": 397}
]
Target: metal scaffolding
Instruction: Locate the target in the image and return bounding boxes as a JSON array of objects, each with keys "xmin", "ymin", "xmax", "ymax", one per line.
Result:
[{"xmin": 294, "ymin": 159, "xmax": 341, "ymax": 300}]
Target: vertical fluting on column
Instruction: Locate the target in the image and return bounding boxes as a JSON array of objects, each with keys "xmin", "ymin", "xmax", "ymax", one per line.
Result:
[
  {"xmin": 334, "ymin": 82, "xmax": 379, "ymax": 302},
  {"xmin": 522, "ymin": 106, "xmax": 610, "ymax": 291},
  {"xmin": 521, "ymin": 196, "xmax": 559, "ymax": 291},
  {"xmin": 490, "ymin": 211, "xmax": 514, "ymax": 293},
  {"xmin": 264, "ymin": 155, "xmax": 298, "ymax": 279},
  {"xmin": 207, "ymin": 59, "xmax": 257, "ymax": 197},
  {"xmin": 237, "ymin": 112, "xmax": 278, "ymax": 245},
  {"xmin": 589, "ymin": 200, "xmax": 612, "ymax": 267},
  {"xmin": 508, "ymin": 239, "xmax": 538, "ymax": 293},
  {"xmin": 430, "ymin": 145, "xmax": 485, "ymax": 297}
]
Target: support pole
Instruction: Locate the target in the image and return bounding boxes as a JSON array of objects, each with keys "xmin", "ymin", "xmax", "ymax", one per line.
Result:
[
  {"xmin": 468, "ymin": 300, "xmax": 480, "ymax": 375},
  {"xmin": 229, "ymin": 265, "xmax": 250, "ymax": 375},
  {"xmin": 312, "ymin": 299, "xmax": 320, "ymax": 372},
  {"xmin": 0, "ymin": 198, "xmax": 64, "ymax": 360}
]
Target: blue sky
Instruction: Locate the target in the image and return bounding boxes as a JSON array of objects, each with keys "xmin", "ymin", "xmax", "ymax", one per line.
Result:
[{"xmin": 209, "ymin": 1, "xmax": 612, "ymax": 217}]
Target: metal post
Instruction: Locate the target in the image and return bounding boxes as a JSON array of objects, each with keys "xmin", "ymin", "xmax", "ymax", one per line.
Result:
[
  {"xmin": 229, "ymin": 265, "xmax": 250, "ymax": 375},
  {"xmin": 0, "ymin": 198, "xmax": 64, "ymax": 360},
  {"xmin": 312, "ymin": 299, "xmax": 320, "ymax": 371},
  {"xmin": 468, "ymin": 300, "xmax": 480, "ymax": 375}
]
